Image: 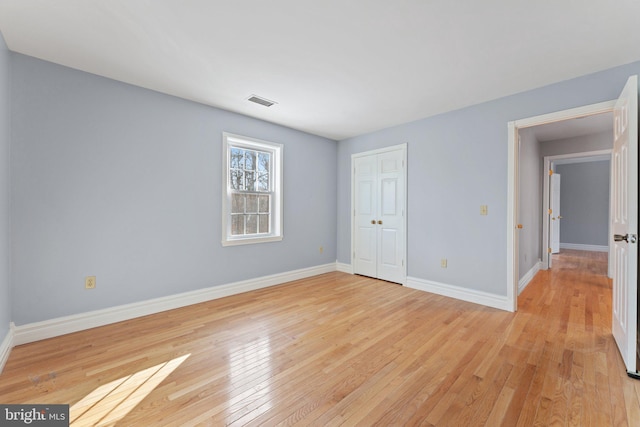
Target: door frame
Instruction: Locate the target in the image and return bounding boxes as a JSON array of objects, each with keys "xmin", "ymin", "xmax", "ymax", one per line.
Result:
[
  {"xmin": 542, "ymin": 150, "xmax": 612, "ymax": 271},
  {"xmin": 550, "ymin": 171, "xmax": 561, "ymax": 255},
  {"xmin": 351, "ymin": 143, "xmax": 408, "ymax": 284},
  {"xmin": 507, "ymin": 100, "xmax": 616, "ymax": 311}
]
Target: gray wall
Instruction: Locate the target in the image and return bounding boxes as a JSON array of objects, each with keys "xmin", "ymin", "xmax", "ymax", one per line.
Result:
[
  {"xmin": 0, "ymin": 32, "xmax": 10, "ymax": 340},
  {"xmin": 337, "ymin": 61, "xmax": 640, "ymax": 296},
  {"xmin": 556, "ymin": 161, "xmax": 610, "ymax": 246},
  {"xmin": 11, "ymin": 54, "xmax": 337, "ymax": 325},
  {"xmin": 6, "ymin": 51, "xmax": 640, "ymax": 324},
  {"xmin": 518, "ymin": 128, "xmax": 542, "ymax": 278}
]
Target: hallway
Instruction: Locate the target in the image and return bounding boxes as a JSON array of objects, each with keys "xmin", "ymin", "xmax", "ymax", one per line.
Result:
[{"xmin": 517, "ymin": 249, "xmax": 638, "ymax": 424}]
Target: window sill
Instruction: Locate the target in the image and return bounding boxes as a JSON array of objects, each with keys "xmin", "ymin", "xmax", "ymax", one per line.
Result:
[{"xmin": 221, "ymin": 235, "xmax": 283, "ymax": 247}]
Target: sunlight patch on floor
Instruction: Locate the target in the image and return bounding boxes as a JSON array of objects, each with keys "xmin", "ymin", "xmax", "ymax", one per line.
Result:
[{"xmin": 69, "ymin": 354, "xmax": 189, "ymax": 426}]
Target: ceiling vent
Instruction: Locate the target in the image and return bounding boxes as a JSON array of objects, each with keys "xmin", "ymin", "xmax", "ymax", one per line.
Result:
[{"xmin": 247, "ymin": 94, "xmax": 277, "ymax": 107}]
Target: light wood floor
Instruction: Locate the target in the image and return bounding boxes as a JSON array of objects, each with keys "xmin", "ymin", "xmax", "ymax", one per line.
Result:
[{"xmin": 1, "ymin": 250, "xmax": 639, "ymax": 426}]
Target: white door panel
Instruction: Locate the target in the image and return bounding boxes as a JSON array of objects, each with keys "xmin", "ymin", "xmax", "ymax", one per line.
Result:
[
  {"xmin": 381, "ymin": 179, "xmax": 397, "ymax": 215},
  {"xmin": 612, "ymin": 75, "xmax": 638, "ymax": 373},
  {"xmin": 380, "ymin": 228, "xmax": 398, "ymax": 265},
  {"xmin": 358, "ymin": 228, "xmax": 375, "ymax": 260},
  {"xmin": 358, "ymin": 181, "xmax": 373, "ymax": 214},
  {"xmin": 380, "ymin": 156, "xmax": 401, "ymax": 173}
]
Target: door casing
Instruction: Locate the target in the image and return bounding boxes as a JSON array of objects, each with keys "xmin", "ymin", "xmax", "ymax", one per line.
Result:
[{"xmin": 550, "ymin": 172, "xmax": 561, "ymax": 254}]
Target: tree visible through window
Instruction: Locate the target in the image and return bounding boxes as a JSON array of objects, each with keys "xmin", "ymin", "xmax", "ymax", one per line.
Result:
[
  {"xmin": 222, "ymin": 133, "xmax": 282, "ymax": 246},
  {"xmin": 229, "ymin": 147, "xmax": 271, "ymax": 235}
]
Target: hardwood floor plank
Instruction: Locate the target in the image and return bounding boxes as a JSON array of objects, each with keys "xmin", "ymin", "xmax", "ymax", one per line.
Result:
[
  {"xmin": 500, "ymin": 363, "xmax": 536, "ymax": 427},
  {"xmin": 0, "ymin": 251, "xmax": 639, "ymax": 425}
]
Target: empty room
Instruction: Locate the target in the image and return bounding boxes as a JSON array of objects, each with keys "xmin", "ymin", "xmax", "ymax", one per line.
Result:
[{"xmin": 1, "ymin": 1, "xmax": 640, "ymax": 425}]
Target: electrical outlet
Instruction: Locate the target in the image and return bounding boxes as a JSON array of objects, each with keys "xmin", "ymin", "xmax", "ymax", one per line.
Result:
[
  {"xmin": 441, "ymin": 259, "xmax": 447, "ymax": 268},
  {"xmin": 480, "ymin": 205, "xmax": 488, "ymax": 215},
  {"xmin": 85, "ymin": 276, "xmax": 96, "ymax": 289},
  {"xmin": 319, "ymin": 246, "xmax": 324, "ymax": 254}
]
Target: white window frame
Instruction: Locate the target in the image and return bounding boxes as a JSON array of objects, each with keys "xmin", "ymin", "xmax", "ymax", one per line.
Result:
[{"xmin": 221, "ymin": 132, "xmax": 283, "ymax": 246}]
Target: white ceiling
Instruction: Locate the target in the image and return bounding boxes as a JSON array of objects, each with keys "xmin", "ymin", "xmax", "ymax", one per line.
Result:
[{"xmin": 0, "ymin": 1, "xmax": 639, "ymax": 141}]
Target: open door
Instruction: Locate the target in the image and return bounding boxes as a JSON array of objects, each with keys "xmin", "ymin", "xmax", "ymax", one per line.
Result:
[
  {"xmin": 611, "ymin": 75, "xmax": 638, "ymax": 374},
  {"xmin": 550, "ymin": 173, "xmax": 561, "ymax": 254}
]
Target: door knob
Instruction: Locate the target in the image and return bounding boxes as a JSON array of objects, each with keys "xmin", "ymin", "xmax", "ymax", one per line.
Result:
[
  {"xmin": 558, "ymin": 215, "xmax": 563, "ymax": 219},
  {"xmin": 377, "ymin": 220, "xmax": 383, "ymax": 225},
  {"xmin": 551, "ymin": 217, "xmax": 556, "ymax": 221},
  {"xmin": 614, "ymin": 234, "xmax": 638, "ymax": 243},
  {"xmin": 371, "ymin": 220, "xmax": 376, "ymax": 224}
]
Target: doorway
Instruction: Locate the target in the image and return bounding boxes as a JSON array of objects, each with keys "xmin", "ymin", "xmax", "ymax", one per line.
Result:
[
  {"xmin": 542, "ymin": 151, "xmax": 613, "ymax": 273},
  {"xmin": 508, "ymin": 75, "xmax": 638, "ymax": 374},
  {"xmin": 513, "ymin": 106, "xmax": 614, "ymax": 299},
  {"xmin": 508, "ymin": 100, "xmax": 616, "ymax": 311}
]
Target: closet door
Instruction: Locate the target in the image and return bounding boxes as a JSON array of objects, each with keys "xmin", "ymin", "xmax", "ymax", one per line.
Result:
[
  {"xmin": 354, "ymin": 154, "xmax": 378, "ymax": 278},
  {"xmin": 376, "ymin": 149, "xmax": 405, "ymax": 283},
  {"xmin": 353, "ymin": 145, "xmax": 406, "ymax": 284}
]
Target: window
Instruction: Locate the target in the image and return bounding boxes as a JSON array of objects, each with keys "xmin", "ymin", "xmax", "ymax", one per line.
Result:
[{"xmin": 222, "ymin": 133, "xmax": 283, "ymax": 246}]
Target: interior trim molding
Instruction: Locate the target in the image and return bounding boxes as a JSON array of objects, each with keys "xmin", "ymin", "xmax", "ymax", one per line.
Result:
[
  {"xmin": 559, "ymin": 243, "xmax": 609, "ymax": 252},
  {"xmin": 9, "ymin": 263, "xmax": 520, "ymax": 348},
  {"xmin": 336, "ymin": 262, "xmax": 353, "ymax": 274},
  {"xmin": 12, "ymin": 263, "xmax": 337, "ymax": 346},
  {"xmin": 519, "ymin": 261, "xmax": 543, "ymax": 295},
  {"xmin": 406, "ymin": 276, "xmax": 511, "ymax": 311},
  {"xmin": 0, "ymin": 325, "xmax": 14, "ymax": 374}
]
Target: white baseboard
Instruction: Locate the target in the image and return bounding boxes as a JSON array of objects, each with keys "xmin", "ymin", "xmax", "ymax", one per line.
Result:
[
  {"xmin": 0, "ymin": 324, "xmax": 14, "ymax": 374},
  {"xmin": 10, "ymin": 262, "xmax": 514, "ymax": 347},
  {"xmin": 560, "ymin": 243, "xmax": 609, "ymax": 252},
  {"xmin": 406, "ymin": 276, "xmax": 511, "ymax": 311},
  {"xmin": 518, "ymin": 261, "xmax": 542, "ymax": 295},
  {"xmin": 336, "ymin": 262, "xmax": 353, "ymax": 274},
  {"xmin": 13, "ymin": 262, "xmax": 337, "ymax": 346}
]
